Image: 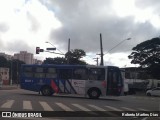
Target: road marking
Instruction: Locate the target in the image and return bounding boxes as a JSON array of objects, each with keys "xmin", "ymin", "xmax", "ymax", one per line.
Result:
[
  {"xmin": 121, "ymin": 107, "xmax": 135, "ymax": 111},
  {"xmin": 131, "ymin": 96, "xmax": 137, "ymax": 99},
  {"xmin": 88, "ymin": 104, "xmax": 106, "ymax": 111},
  {"xmin": 138, "ymin": 108, "xmax": 149, "ymax": 111},
  {"xmin": 55, "ymin": 102, "xmax": 73, "ymax": 111},
  {"xmin": 105, "ymin": 105, "xmax": 122, "ymax": 111},
  {"xmin": 23, "ymin": 101, "xmax": 32, "ymax": 110},
  {"xmin": 1, "ymin": 100, "xmax": 14, "ymax": 108},
  {"xmin": 39, "ymin": 101, "xmax": 54, "ymax": 111},
  {"xmin": 72, "ymin": 104, "xmax": 91, "ymax": 111},
  {"xmin": 141, "ymin": 117, "xmax": 148, "ymax": 120}
]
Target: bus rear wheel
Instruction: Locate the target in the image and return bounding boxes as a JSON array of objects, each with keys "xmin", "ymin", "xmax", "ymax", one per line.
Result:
[
  {"xmin": 88, "ymin": 88, "xmax": 101, "ymax": 99},
  {"xmin": 41, "ymin": 86, "xmax": 53, "ymax": 96}
]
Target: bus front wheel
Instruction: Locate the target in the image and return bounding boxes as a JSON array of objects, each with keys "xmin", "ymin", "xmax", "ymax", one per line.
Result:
[
  {"xmin": 88, "ymin": 88, "xmax": 101, "ymax": 99},
  {"xmin": 41, "ymin": 86, "xmax": 53, "ymax": 96}
]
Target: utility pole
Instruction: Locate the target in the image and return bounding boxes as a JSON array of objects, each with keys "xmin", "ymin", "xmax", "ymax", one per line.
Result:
[
  {"xmin": 68, "ymin": 38, "xmax": 70, "ymax": 52},
  {"xmin": 100, "ymin": 33, "xmax": 104, "ymax": 66},
  {"xmin": 93, "ymin": 57, "xmax": 99, "ymax": 66},
  {"xmin": 67, "ymin": 38, "xmax": 70, "ymax": 64}
]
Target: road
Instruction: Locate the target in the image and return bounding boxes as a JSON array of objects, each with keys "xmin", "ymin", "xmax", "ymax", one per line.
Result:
[{"xmin": 0, "ymin": 89, "xmax": 160, "ymax": 120}]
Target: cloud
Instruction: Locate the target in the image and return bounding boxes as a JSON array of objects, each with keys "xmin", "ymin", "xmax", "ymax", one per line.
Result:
[
  {"xmin": 26, "ymin": 12, "xmax": 40, "ymax": 32},
  {"xmin": 0, "ymin": 23, "xmax": 9, "ymax": 33},
  {"xmin": 1, "ymin": 0, "xmax": 160, "ymax": 67},
  {"xmin": 47, "ymin": 0, "xmax": 160, "ymax": 54}
]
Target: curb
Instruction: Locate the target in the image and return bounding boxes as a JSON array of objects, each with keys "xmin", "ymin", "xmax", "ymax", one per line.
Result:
[{"xmin": 0, "ymin": 85, "xmax": 20, "ymax": 90}]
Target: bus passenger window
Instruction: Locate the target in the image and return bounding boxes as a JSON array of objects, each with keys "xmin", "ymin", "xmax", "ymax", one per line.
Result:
[
  {"xmin": 24, "ymin": 67, "xmax": 33, "ymax": 78},
  {"xmin": 89, "ymin": 68, "xmax": 105, "ymax": 80},
  {"xmin": 45, "ymin": 68, "xmax": 57, "ymax": 78},
  {"xmin": 34, "ymin": 73, "xmax": 45, "ymax": 78},
  {"xmin": 73, "ymin": 68, "xmax": 87, "ymax": 80},
  {"xmin": 24, "ymin": 73, "xmax": 33, "ymax": 78},
  {"xmin": 36, "ymin": 67, "xmax": 43, "ymax": 73},
  {"xmin": 59, "ymin": 69, "xmax": 72, "ymax": 79}
]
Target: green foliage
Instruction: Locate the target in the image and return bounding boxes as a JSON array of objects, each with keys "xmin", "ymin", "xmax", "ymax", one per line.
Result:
[
  {"xmin": 43, "ymin": 49, "xmax": 87, "ymax": 65},
  {"xmin": 65, "ymin": 49, "xmax": 86, "ymax": 60},
  {"xmin": 128, "ymin": 37, "xmax": 160, "ymax": 79},
  {"xmin": 43, "ymin": 57, "xmax": 67, "ymax": 64},
  {"xmin": 65, "ymin": 49, "xmax": 87, "ymax": 65},
  {"xmin": 0, "ymin": 56, "xmax": 8, "ymax": 67}
]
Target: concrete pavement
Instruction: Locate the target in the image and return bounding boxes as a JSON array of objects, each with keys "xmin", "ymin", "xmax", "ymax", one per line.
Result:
[{"xmin": 0, "ymin": 84, "xmax": 20, "ymax": 90}]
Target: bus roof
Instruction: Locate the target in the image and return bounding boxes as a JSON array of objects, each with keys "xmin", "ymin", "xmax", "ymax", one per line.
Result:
[{"xmin": 21, "ymin": 64, "xmax": 119, "ymax": 69}]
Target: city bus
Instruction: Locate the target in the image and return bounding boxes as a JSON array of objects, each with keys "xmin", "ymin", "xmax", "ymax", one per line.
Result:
[{"xmin": 20, "ymin": 64, "xmax": 124, "ymax": 99}]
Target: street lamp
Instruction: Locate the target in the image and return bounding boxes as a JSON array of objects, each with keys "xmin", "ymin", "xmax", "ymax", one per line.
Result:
[
  {"xmin": 103, "ymin": 37, "xmax": 131, "ymax": 55},
  {"xmin": 96, "ymin": 37, "xmax": 131, "ymax": 65},
  {"xmin": 45, "ymin": 41, "xmax": 64, "ymax": 55}
]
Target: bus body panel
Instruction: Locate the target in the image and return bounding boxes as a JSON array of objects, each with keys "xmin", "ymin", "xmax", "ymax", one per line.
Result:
[{"xmin": 20, "ymin": 64, "xmax": 124, "ymax": 98}]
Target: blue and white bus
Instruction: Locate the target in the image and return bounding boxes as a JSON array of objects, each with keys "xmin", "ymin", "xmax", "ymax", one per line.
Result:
[{"xmin": 20, "ymin": 64, "xmax": 124, "ymax": 99}]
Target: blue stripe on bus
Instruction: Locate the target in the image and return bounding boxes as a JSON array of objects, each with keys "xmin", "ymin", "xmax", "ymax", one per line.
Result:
[
  {"xmin": 59, "ymin": 79, "xmax": 70, "ymax": 93},
  {"xmin": 66, "ymin": 79, "xmax": 77, "ymax": 94}
]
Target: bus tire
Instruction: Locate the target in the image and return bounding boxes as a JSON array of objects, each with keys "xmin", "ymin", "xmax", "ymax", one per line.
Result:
[
  {"xmin": 41, "ymin": 86, "xmax": 53, "ymax": 96},
  {"xmin": 147, "ymin": 93, "xmax": 151, "ymax": 96},
  {"xmin": 87, "ymin": 88, "xmax": 101, "ymax": 99}
]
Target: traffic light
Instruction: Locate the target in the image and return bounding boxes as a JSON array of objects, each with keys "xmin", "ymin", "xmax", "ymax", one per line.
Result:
[{"xmin": 36, "ymin": 47, "xmax": 40, "ymax": 54}]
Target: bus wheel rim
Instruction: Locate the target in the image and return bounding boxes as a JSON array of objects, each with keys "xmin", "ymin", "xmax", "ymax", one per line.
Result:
[{"xmin": 92, "ymin": 91, "xmax": 97, "ymax": 97}]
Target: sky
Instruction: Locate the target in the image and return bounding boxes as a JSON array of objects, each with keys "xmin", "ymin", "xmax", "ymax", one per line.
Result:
[{"xmin": 0, "ymin": 0, "xmax": 160, "ymax": 67}]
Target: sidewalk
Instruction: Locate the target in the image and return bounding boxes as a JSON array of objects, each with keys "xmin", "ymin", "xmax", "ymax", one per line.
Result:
[{"xmin": 0, "ymin": 84, "xmax": 20, "ymax": 90}]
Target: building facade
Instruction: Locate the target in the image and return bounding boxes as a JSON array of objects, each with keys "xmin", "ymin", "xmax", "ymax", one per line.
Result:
[
  {"xmin": 0, "ymin": 52, "xmax": 12, "ymax": 60},
  {"xmin": 14, "ymin": 51, "xmax": 34, "ymax": 64},
  {"xmin": 0, "ymin": 67, "xmax": 9, "ymax": 85}
]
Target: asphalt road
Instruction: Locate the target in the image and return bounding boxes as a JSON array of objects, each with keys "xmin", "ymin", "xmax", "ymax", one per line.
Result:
[{"xmin": 0, "ymin": 89, "xmax": 160, "ymax": 120}]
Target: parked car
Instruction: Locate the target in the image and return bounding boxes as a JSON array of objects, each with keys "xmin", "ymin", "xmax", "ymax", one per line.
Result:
[{"xmin": 146, "ymin": 87, "xmax": 160, "ymax": 96}]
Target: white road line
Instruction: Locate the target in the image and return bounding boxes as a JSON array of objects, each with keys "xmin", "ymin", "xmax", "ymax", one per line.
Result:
[
  {"xmin": 141, "ymin": 117, "xmax": 148, "ymax": 120},
  {"xmin": 138, "ymin": 108, "xmax": 149, "ymax": 111},
  {"xmin": 1, "ymin": 100, "xmax": 14, "ymax": 108},
  {"xmin": 39, "ymin": 101, "xmax": 54, "ymax": 111},
  {"xmin": 72, "ymin": 104, "xmax": 91, "ymax": 111},
  {"xmin": 88, "ymin": 104, "xmax": 106, "ymax": 111},
  {"xmin": 121, "ymin": 107, "xmax": 135, "ymax": 111},
  {"xmin": 105, "ymin": 106, "xmax": 122, "ymax": 111},
  {"xmin": 23, "ymin": 101, "xmax": 32, "ymax": 110},
  {"xmin": 55, "ymin": 103, "xmax": 73, "ymax": 111}
]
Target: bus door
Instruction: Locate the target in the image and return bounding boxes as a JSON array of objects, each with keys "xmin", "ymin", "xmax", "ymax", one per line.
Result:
[
  {"xmin": 106, "ymin": 67, "xmax": 123, "ymax": 96},
  {"xmin": 57, "ymin": 68, "xmax": 75, "ymax": 94}
]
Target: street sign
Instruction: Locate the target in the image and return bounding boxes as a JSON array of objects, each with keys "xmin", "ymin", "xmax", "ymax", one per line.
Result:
[{"xmin": 46, "ymin": 48, "xmax": 56, "ymax": 50}]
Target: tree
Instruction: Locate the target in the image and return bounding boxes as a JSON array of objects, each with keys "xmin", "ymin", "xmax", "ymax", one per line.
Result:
[
  {"xmin": 43, "ymin": 49, "xmax": 87, "ymax": 65},
  {"xmin": 8, "ymin": 59, "xmax": 25, "ymax": 84},
  {"xmin": 43, "ymin": 57, "xmax": 67, "ymax": 64},
  {"xmin": 65, "ymin": 49, "xmax": 87, "ymax": 65},
  {"xmin": 0, "ymin": 56, "xmax": 8, "ymax": 67},
  {"xmin": 128, "ymin": 37, "xmax": 160, "ymax": 79}
]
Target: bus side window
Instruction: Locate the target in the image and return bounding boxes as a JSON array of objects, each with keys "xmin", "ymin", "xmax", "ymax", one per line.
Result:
[
  {"xmin": 23, "ymin": 66, "xmax": 33, "ymax": 78},
  {"xmin": 73, "ymin": 68, "xmax": 87, "ymax": 80},
  {"xmin": 46, "ymin": 68, "xmax": 57, "ymax": 78},
  {"xmin": 34, "ymin": 67, "xmax": 45, "ymax": 78},
  {"xmin": 59, "ymin": 69, "xmax": 72, "ymax": 79},
  {"xmin": 89, "ymin": 68, "xmax": 105, "ymax": 80}
]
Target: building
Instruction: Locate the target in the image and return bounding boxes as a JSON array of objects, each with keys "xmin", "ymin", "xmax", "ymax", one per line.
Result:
[
  {"xmin": 14, "ymin": 51, "xmax": 34, "ymax": 64},
  {"xmin": 0, "ymin": 67, "xmax": 9, "ymax": 85},
  {"xmin": 0, "ymin": 52, "xmax": 12, "ymax": 60},
  {"xmin": 124, "ymin": 67, "xmax": 151, "ymax": 79}
]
